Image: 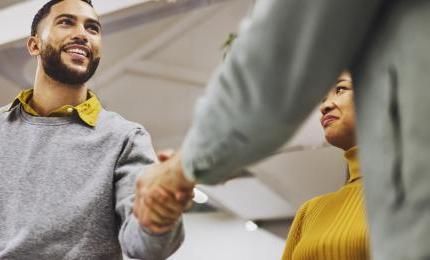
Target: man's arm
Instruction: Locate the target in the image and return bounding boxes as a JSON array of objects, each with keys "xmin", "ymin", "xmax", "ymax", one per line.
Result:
[
  {"xmin": 181, "ymin": 0, "xmax": 385, "ymax": 184},
  {"xmin": 115, "ymin": 128, "xmax": 184, "ymax": 259},
  {"xmin": 135, "ymin": 0, "xmax": 387, "ymax": 232}
]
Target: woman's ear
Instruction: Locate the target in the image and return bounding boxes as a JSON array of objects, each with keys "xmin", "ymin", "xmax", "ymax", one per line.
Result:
[{"xmin": 27, "ymin": 36, "xmax": 41, "ymax": 56}]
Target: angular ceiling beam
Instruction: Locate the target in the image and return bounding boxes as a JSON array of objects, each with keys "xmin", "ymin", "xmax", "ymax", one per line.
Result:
[
  {"xmin": 92, "ymin": 4, "xmax": 222, "ymax": 89},
  {"xmin": 125, "ymin": 60, "xmax": 209, "ymax": 87},
  {"xmin": 0, "ymin": 0, "xmax": 229, "ymax": 49}
]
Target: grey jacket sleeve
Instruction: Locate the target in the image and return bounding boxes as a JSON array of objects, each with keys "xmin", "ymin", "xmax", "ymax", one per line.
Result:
[
  {"xmin": 115, "ymin": 128, "xmax": 184, "ymax": 259},
  {"xmin": 181, "ymin": 0, "xmax": 385, "ymax": 184}
]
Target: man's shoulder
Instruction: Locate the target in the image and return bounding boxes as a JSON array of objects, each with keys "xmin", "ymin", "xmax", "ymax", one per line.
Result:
[
  {"xmin": 98, "ymin": 108, "xmax": 148, "ymax": 135},
  {"xmin": 0, "ymin": 103, "xmax": 12, "ymax": 113}
]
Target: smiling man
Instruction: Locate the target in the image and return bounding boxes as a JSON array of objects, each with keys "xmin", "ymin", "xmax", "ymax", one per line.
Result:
[{"xmin": 0, "ymin": 0, "xmax": 184, "ymax": 259}]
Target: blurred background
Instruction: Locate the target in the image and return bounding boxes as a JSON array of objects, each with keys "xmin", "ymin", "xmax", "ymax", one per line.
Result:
[{"xmin": 0, "ymin": 0, "xmax": 347, "ymax": 259}]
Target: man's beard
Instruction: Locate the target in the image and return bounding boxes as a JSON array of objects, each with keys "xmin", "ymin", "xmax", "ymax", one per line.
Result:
[{"xmin": 40, "ymin": 42, "xmax": 100, "ymax": 86}]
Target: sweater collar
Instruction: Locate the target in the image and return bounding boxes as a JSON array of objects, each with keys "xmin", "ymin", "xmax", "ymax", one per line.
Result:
[
  {"xmin": 344, "ymin": 146, "xmax": 361, "ymax": 183},
  {"xmin": 7, "ymin": 89, "xmax": 101, "ymax": 127}
]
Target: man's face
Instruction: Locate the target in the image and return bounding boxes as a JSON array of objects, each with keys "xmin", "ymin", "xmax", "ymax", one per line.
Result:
[{"xmin": 37, "ymin": 0, "xmax": 101, "ymax": 85}]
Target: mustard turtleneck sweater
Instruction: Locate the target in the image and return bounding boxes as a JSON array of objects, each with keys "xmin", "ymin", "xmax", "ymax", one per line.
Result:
[{"xmin": 282, "ymin": 147, "xmax": 370, "ymax": 260}]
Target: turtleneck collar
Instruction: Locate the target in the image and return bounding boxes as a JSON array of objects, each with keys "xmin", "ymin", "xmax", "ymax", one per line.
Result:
[{"xmin": 344, "ymin": 146, "xmax": 361, "ymax": 183}]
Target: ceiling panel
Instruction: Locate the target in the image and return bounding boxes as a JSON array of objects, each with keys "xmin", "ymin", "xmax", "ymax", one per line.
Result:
[
  {"xmin": 151, "ymin": 0, "xmax": 250, "ymax": 72},
  {"xmin": 0, "ymin": 0, "xmax": 26, "ymax": 9},
  {"xmin": 171, "ymin": 212, "xmax": 284, "ymax": 260},
  {"xmin": 97, "ymin": 73, "xmax": 203, "ymax": 149},
  {"xmin": 250, "ymin": 146, "xmax": 346, "ymax": 209},
  {"xmin": 200, "ymin": 177, "xmax": 296, "ymax": 220}
]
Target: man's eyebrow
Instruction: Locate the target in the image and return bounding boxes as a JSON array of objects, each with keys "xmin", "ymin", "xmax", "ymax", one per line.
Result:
[
  {"xmin": 54, "ymin": 13, "xmax": 101, "ymax": 28},
  {"xmin": 54, "ymin": 13, "xmax": 77, "ymax": 21}
]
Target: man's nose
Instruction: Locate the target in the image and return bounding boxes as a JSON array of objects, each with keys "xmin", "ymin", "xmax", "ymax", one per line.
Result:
[{"xmin": 71, "ymin": 25, "xmax": 89, "ymax": 43}]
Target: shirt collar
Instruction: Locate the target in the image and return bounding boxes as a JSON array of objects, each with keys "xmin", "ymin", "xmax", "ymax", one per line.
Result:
[{"xmin": 8, "ymin": 89, "xmax": 102, "ymax": 127}]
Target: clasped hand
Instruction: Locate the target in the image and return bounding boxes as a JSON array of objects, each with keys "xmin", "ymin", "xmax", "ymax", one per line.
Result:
[{"xmin": 133, "ymin": 151, "xmax": 195, "ymax": 234}]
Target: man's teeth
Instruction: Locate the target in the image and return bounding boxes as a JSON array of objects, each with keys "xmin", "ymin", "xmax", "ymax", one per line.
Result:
[{"xmin": 66, "ymin": 48, "xmax": 87, "ymax": 57}]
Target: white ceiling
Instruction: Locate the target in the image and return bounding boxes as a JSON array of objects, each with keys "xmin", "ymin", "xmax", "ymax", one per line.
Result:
[
  {"xmin": 0, "ymin": 0, "xmax": 347, "ymax": 220},
  {"xmin": 0, "ymin": 0, "xmax": 25, "ymax": 9},
  {"xmin": 171, "ymin": 212, "xmax": 284, "ymax": 260}
]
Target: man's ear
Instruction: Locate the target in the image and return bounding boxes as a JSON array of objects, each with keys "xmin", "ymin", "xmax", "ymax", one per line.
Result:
[{"xmin": 27, "ymin": 36, "xmax": 41, "ymax": 56}]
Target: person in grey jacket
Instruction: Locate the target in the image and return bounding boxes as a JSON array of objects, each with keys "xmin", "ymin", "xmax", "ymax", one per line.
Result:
[
  {"xmin": 137, "ymin": 0, "xmax": 430, "ymax": 259},
  {"xmin": 0, "ymin": 0, "xmax": 186, "ymax": 259}
]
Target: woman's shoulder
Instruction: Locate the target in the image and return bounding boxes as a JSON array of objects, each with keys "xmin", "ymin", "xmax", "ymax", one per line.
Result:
[
  {"xmin": 297, "ymin": 189, "xmax": 342, "ymax": 215},
  {"xmin": 304, "ymin": 191, "xmax": 334, "ymax": 206},
  {"xmin": 295, "ymin": 195, "xmax": 322, "ymax": 218}
]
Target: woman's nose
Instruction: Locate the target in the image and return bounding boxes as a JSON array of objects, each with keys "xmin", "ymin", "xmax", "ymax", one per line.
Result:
[{"xmin": 320, "ymin": 99, "xmax": 334, "ymax": 115}]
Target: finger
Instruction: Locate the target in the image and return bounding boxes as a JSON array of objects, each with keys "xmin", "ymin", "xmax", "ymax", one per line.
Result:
[
  {"xmin": 141, "ymin": 199, "xmax": 177, "ymax": 227},
  {"xmin": 153, "ymin": 187, "xmax": 184, "ymax": 213},
  {"xmin": 135, "ymin": 174, "xmax": 143, "ymax": 191},
  {"xmin": 132, "ymin": 203, "xmax": 140, "ymax": 219},
  {"xmin": 133, "ymin": 195, "xmax": 148, "ymax": 223},
  {"xmin": 136, "ymin": 209, "xmax": 175, "ymax": 234},
  {"xmin": 145, "ymin": 198, "xmax": 180, "ymax": 223},
  {"xmin": 147, "ymin": 209, "xmax": 178, "ymax": 227},
  {"xmin": 144, "ymin": 196, "xmax": 180, "ymax": 225},
  {"xmin": 135, "ymin": 174, "xmax": 148, "ymax": 198}
]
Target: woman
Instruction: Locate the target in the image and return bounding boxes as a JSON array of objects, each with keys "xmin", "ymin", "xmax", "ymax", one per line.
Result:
[{"xmin": 282, "ymin": 71, "xmax": 370, "ymax": 260}]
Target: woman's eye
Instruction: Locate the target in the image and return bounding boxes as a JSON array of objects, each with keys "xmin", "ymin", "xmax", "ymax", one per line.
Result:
[{"xmin": 335, "ymin": 86, "xmax": 347, "ymax": 94}]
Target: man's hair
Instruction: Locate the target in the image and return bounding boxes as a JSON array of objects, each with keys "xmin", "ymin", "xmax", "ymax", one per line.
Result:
[{"xmin": 31, "ymin": 0, "xmax": 93, "ymax": 37}]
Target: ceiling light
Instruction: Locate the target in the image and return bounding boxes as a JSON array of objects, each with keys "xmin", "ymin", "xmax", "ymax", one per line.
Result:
[
  {"xmin": 193, "ymin": 188, "xmax": 209, "ymax": 204},
  {"xmin": 245, "ymin": 221, "xmax": 258, "ymax": 232}
]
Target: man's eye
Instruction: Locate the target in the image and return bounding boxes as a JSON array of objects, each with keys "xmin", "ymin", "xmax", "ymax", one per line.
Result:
[
  {"xmin": 86, "ymin": 24, "xmax": 100, "ymax": 33},
  {"xmin": 59, "ymin": 19, "xmax": 73, "ymax": 26}
]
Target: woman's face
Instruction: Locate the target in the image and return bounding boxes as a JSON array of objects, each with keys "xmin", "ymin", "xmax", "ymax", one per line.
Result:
[{"xmin": 319, "ymin": 71, "xmax": 356, "ymax": 151}]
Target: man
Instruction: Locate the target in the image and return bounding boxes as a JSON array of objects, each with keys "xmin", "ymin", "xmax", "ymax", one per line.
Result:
[
  {"xmin": 138, "ymin": 0, "xmax": 430, "ymax": 259},
  {"xmin": 0, "ymin": 0, "xmax": 186, "ymax": 259}
]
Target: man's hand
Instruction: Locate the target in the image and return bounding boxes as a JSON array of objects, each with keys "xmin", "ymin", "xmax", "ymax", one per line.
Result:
[{"xmin": 133, "ymin": 152, "xmax": 195, "ymax": 234}]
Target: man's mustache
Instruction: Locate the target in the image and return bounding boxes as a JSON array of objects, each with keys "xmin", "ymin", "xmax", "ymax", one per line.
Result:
[{"xmin": 62, "ymin": 40, "xmax": 93, "ymax": 59}]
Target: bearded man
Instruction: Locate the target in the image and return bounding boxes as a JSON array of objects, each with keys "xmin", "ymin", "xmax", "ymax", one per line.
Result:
[{"xmin": 0, "ymin": 1, "xmax": 186, "ymax": 259}]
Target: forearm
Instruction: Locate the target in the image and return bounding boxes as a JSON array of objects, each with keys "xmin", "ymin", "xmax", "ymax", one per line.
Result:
[{"xmin": 114, "ymin": 128, "xmax": 185, "ymax": 259}]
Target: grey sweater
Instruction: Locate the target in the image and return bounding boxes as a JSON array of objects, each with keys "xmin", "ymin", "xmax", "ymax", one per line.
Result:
[{"xmin": 0, "ymin": 104, "xmax": 184, "ymax": 260}]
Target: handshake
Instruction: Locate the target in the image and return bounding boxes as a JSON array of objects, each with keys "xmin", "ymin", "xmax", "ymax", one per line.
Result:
[{"xmin": 133, "ymin": 150, "xmax": 196, "ymax": 234}]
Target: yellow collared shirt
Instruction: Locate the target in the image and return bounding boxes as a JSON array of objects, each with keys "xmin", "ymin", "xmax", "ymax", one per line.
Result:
[{"xmin": 8, "ymin": 89, "xmax": 102, "ymax": 127}]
